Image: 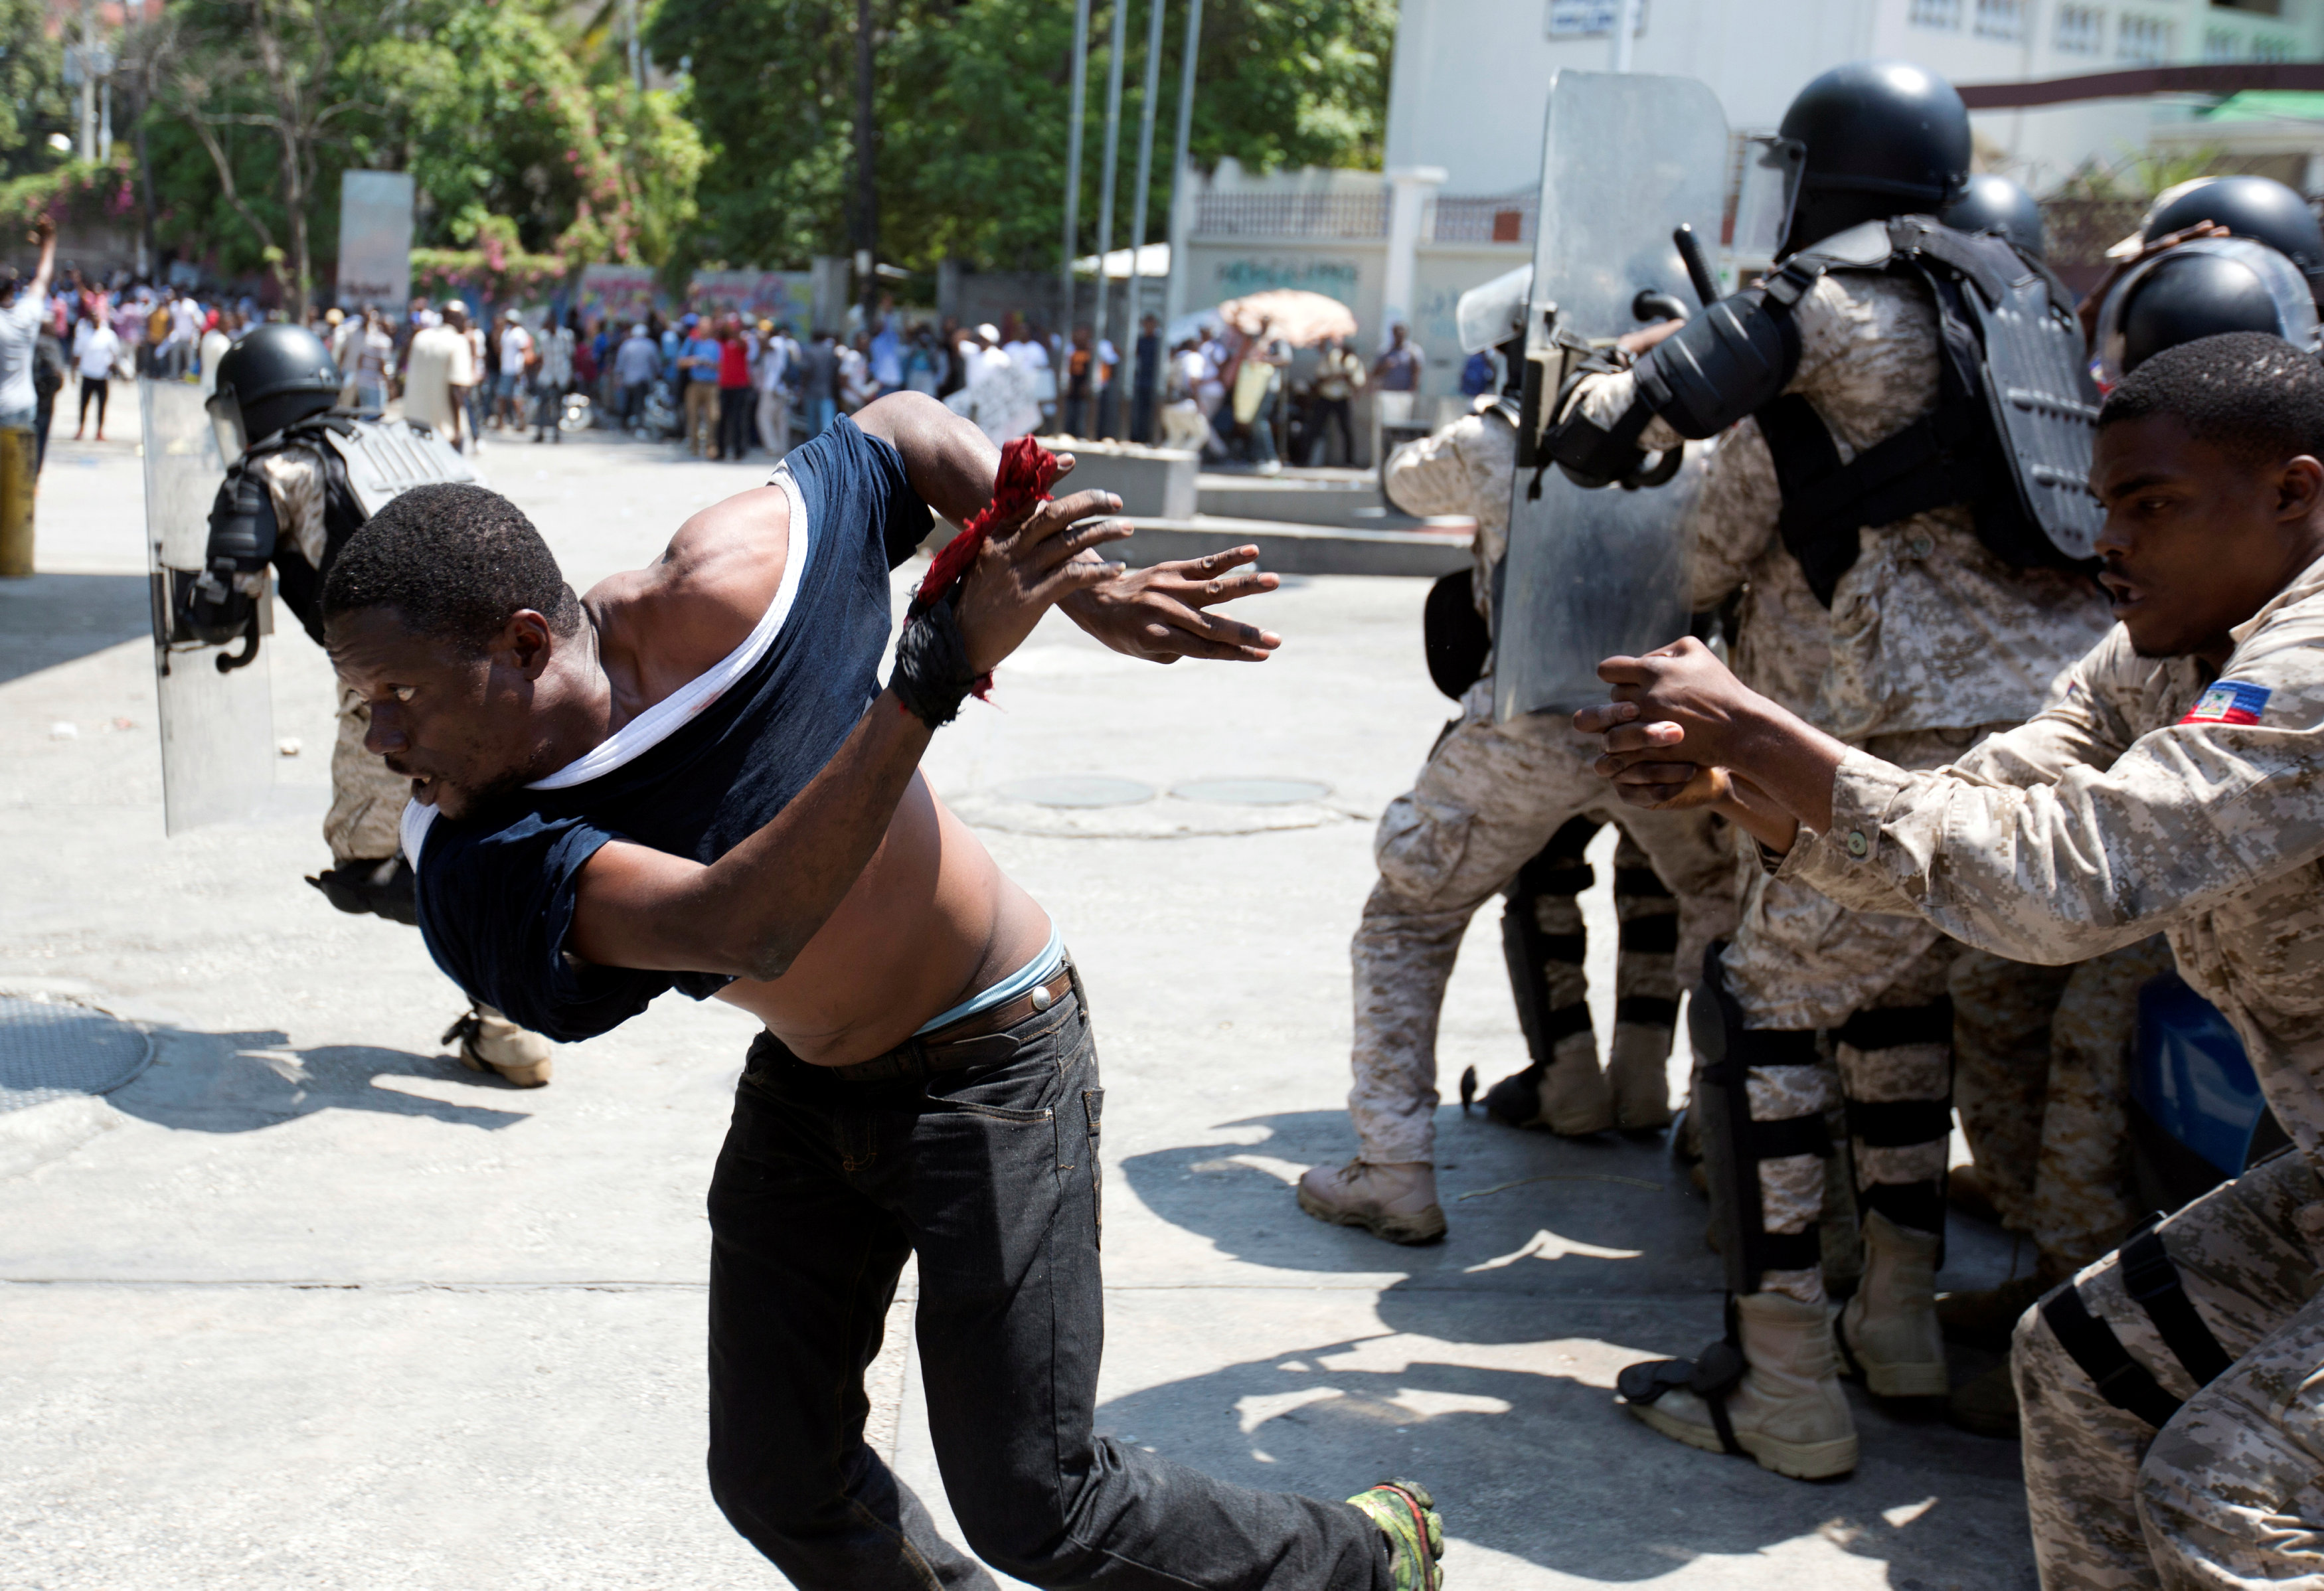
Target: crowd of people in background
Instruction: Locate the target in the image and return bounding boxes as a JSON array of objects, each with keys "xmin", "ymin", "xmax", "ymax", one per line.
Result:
[
  {"xmin": 0, "ymin": 255, "xmax": 263, "ymax": 473},
  {"xmin": 0, "ymin": 254, "xmax": 1435, "ymax": 477},
  {"xmin": 337, "ymin": 287, "xmax": 1438, "ymax": 471}
]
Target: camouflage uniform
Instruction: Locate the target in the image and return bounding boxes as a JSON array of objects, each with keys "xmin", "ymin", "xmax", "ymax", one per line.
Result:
[
  {"xmin": 252, "ymin": 442, "xmax": 552, "ymax": 1080},
  {"xmin": 1346, "ymin": 409, "xmax": 1740, "ymax": 1163},
  {"xmin": 245, "ymin": 447, "xmax": 409, "ymax": 866},
  {"xmin": 327, "ymin": 686, "xmax": 413, "ymax": 864},
  {"xmin": 1953, "ymin": 936, "xmax": 2176, "ymax": 1274},
  {"xmin": 1388, "ymin": 402, "xmax": 1518, "ymax": 629},
  {"xmin": 1573, "ymin": 268, "xmax": 2114, "ymax": 1303},
  {"xmin": 1354, "ymin": 679, "xmax": 1741, "ymax": 1161},
  {"xmin": 1785, "ymin": 553, "xmax": 2324, "ymax": 1584}
]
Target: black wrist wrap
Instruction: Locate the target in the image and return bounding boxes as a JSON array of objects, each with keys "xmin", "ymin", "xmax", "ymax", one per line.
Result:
[{"xmin": 888, "ymin": 592, "xmax": 981, "ymax": 730}]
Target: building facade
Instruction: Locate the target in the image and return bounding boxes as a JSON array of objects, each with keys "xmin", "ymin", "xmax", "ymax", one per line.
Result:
[{"xmin": 1167, "ymin": 0, "xmax": 2324, "ymax": 411}]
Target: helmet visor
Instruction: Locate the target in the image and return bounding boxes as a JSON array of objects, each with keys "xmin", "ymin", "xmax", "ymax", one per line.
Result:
[
  {"xmin": 1732, "ymin": 135, "xmax": 1806, "ymax": 266},
  {"xmin": 1455, "ymin": 264, "xmax": 1532, "ymax": 355},
  {"xmin": 2094, "ymin": 236, "xmax": 2320, "ymax": 389},
  {"xmin": 204, "ymin": 386, "xmax": 246, "ymax": 468}
]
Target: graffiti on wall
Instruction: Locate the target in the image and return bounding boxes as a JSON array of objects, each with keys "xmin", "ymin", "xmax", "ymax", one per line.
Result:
[{"xmin": 1207, "ymin": 256, "xmax": 1363, "ymax": 302}]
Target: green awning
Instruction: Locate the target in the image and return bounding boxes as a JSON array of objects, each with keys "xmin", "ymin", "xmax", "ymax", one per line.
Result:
[{"xmin": 2197, "ymin": 90, "xmax": 2324, "ymax": 122}]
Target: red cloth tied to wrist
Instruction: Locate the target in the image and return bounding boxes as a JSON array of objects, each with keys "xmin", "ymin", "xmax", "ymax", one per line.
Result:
[
  {"xmin": 900, "ymin": 436, "xmax": 1063, "ymax": 711},
  {"xmin": 910, "ymin": 435, "xmax": 1064, "ymax": 617}
]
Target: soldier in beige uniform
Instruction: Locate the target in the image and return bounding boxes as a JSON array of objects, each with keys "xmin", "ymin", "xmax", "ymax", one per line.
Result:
[
  {"xmin": 1535, "ymin": 61, "xmax": 2115, "ymax": 1479},
  {"xmin": 1943, "ymin": 934, "xmax": 2177, "ymax": 1435},
  {"xmin": 1297, "ymin": 364, "xmax": 1738, "ymax": 1246},
  {"xmin": 1580, "ymin": 332, "xmax": 2324, "ymax": 1589},
  {"xmin": 187, "ymin": 325, "xmax": 556, "ymax": 1086}
]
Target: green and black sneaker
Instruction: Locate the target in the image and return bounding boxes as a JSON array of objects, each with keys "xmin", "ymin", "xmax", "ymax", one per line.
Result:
[{"xmin": 1347, "ymin": 1478, "xmax": 1445, "ymax": 1590}]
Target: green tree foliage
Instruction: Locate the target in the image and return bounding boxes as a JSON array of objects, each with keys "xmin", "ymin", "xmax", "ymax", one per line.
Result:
[
  {"xmin": 132, "ymin": 0, "xmax": 702, "ymax": 300},
  {"xmin": 653, "ymin": 0, "xmax": 1394, "ymax": 274},
  {"xmin": 0, "ymin": 0, "xmax": 74, "ymax": 178},
  {"xmin": 348, "ymin": 0, "xmax": 702, "ymax": 263},
  {"xmin": 140, "ymin": 0, "xmax": 384, "ymax": 313}
]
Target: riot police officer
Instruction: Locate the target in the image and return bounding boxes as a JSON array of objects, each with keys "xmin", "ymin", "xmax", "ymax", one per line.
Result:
[
  {"xmin": 1942, "ymin": 172, "xmax": 2045, "ymax": 258},
  {"xmin": 2092, "ymin": 225, "xmax": 2320, "ymax": 386},
  {"xmin": 1539, "ymin": 60, "xmax": 2114, "ymax": 1477},
  {"xmin": 1294, "ymin": 268, "xmax": 1739, "ymax": 1246},
  {"xmin": 2139, "ymin": 173, "xmax": 2324, "ymax": 305},
  {"xmin": 182, "ymin": 322, "xmax": 558, "ymax": 1086}
]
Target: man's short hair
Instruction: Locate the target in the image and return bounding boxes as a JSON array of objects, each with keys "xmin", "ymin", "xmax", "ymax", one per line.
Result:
[
  {"xmin": 2100, "ymin": 331, "xmax": 2324, "ymax": 467},
  {"xmin": 322, "ymin": 483, "xmax": 580, "ymax": 655}
]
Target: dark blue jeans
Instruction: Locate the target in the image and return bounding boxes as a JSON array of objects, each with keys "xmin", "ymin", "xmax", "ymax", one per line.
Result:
[{"xmin": 706, "ymin": 976, "xmax": 1388, "ymax": 1590}]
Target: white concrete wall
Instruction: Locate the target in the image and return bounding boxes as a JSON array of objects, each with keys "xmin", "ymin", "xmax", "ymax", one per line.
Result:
[
  {"xmin": 1180, "ymin": 236, "xmax": 1388, "ymax": 335},
  {"xmin": 1384, "ymin": 0, "xmax": 2324, "ymax": 201}
]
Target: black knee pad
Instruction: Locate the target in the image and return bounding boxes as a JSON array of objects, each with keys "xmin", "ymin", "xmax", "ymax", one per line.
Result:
[{"xmin": 1691, "ymin": 944, "xmax": 1831, "ymax": 1294}]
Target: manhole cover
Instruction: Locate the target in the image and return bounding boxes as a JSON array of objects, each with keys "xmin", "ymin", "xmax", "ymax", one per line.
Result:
[
  {"xmin": 1171, "ymin": 778, "xmax": 1333, "ymax": 807},
  {"xmin": 0, "ymin": 997, "xmax": 153, "ymax": 1114},
  {"xmin": 994, "ymin": 776, "xmax": 1155, "ymax": 809}
]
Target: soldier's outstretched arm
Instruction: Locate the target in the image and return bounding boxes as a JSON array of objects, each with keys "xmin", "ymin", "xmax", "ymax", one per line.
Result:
[
  {"xmin": 1580, "ymin": 634, "xmax": 2324, "ymax": 965},
  {"xmin": 1380, "ymin": 423, "xmax": 1475, "ymax": 520}
]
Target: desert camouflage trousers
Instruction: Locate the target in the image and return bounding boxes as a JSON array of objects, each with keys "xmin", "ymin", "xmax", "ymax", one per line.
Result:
[
  {"xmin": 1348, "ymin": 679, "xmax": 1740, "ymax": 1164},
  {"xmin": 325, "ymin": 685, "xmax": 410, "ymax": 865},
  {"xmin": 1716, "ymin": 725, "xmax": 2036, "ymax": 1304},
  {"xmin": 1955, "ymin": 938, "xmax": 2178, "ymax": 1274},
  {"xmin": 2017, "ymin": 1147, "xmax": 2324, "ymax": 1590}
]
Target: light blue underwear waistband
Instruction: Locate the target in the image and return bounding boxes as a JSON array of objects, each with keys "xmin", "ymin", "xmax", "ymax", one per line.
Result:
[{"xmin": 914, "ymin": 922, "xmax": 1066, "ymax": 1035}]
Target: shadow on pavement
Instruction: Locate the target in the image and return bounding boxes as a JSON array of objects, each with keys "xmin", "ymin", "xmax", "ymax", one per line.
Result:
[
  {"xmin": 1122, "ymin": 1108, "xmax": 2024, "ymax": 1343},
  {"xmin": 1116, "ymin": 1109, "xmax": 2036, "ymax": 1584},
  {"xmin": 104, "ymin": 1027, "xmax": 532, "ymax": 1133},
  {"xmin": 1094, "ymin": 1337, "xmax": 2034, "ymax": 1586},
  {"xmin": 0, "ymin": 573, "xmax": 152, "ymax": 686},
  {"xmin": 1123, "ymin": 1106, "xmax": 1726, "ymax": 1337}
]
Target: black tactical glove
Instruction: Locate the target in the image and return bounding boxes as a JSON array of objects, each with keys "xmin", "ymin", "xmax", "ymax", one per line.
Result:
[{"xmin": 178, "ymin": 470, "xmax": 277, "ymax": 645}]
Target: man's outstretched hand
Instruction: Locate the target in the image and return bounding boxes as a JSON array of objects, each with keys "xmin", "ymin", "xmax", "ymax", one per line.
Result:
[
  {"xmin": 1574, "ymin": 637, "xmax": 1760, "ymax": 797},
  {"xmin": 1573, "ymin": 636, "xmax": 1851, "ymax": 847},
  {"xmin": 951, "ymin": 479, "xmax": 1133, "ymax": 675},
  {"xmin": 1064, "ymin": 544, "xmax": 1283, "ymax": 663}
]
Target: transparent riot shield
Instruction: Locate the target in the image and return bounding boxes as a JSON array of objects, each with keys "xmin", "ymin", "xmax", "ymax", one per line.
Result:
[
  {"xmin": 141, "ymin": 378, "xmax": 274, "ymax": 835},
  {"xmin": 1494, "ymin": 71, "xmax": 1729, "ymax": 724}
]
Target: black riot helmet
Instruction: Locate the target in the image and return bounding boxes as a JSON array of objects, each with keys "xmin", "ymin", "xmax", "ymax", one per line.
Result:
[
  {"xmin": 1777, "ymin": 60, "xmax": 1971, "ymax": 257},
  {"xmin": 1943, "ymin": 173, "xmax": 2045, "ymax": 259},
  {"xmin": 206, "ymin": 322, "xmax": 342, "ymax": 462},
  {"xmin": 2142, "ymin": 175, "xmax": 2324, "ymax": 305},
  {"xmin": 2119, "ymin": 250, "xmax": 2300, "ymax": 376}
]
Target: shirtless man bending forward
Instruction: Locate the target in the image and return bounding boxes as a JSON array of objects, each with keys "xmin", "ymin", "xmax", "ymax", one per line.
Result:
[{"xmin": 319, "ymin": 396, "xmax": 1446, "ymax": 1591}]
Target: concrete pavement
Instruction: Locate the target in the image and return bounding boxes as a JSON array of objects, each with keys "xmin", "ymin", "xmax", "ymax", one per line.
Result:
[{"xmin": 1, "ymin": 406, "xmax": 2033, "ymax": 1588}]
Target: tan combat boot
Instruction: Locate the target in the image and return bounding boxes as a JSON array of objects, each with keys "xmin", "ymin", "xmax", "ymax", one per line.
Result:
[
  {"xmin": 1938, "ymin": 1265, "xmax": 2059, "ymax": 1351},
  {"xmin": 1605, "ymin": 1025, "xmax": 1673, "ymax": 1131},
  {"xmin": 1838, "ymin": 1210, "xmax": 1948, "ymax": 1397},
  {"xmin": 1537, "ymin": 1039, "xmax": 1614, "ymax": 1135},
  {"xmin": 444, "ymin": 1005, "xmax": 554, "ymax": 1088},
  {"xmin": 1296, "ymin": 1160, "xmax": 1446, "ymax": 1245},
  {"xmin": 1945, "ymin": 1361, "xmax": 2020, "ymax": 1439},
  {"xmin": 1624, "ymin": 1291, "xmax": 1859, "ymax": 1479}
]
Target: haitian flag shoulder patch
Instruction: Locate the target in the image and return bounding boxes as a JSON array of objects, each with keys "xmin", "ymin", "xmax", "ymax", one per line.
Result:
[{"xmin": 2181, "ymin": 681, "xmax": 2272, "ymax": 726}]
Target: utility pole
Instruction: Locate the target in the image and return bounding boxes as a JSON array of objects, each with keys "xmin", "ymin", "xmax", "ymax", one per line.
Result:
[
  {"xmin": 77, "ymin": 0, "xmax": 96, "ymax": 163},
  {"xmin": 1091, "ymin": 0, "xmax": 1126, "ymax": 433},
  {"xmin": 1611, "ymin": 0, "xmax": 1640, "ymax": 71},
  {"xmin": 625, "ymin": 0, "xmax": 643, "ymax": 91},
  {"xmin": 853, "ymin": 0, "xmax": 878, "ymax": 334},
  {"xmin": 1161, "ymin": 0, "xmax": 1203, "ymax": 325},
  {"xmin": 1124, "ymin": 0, "xmax": 1165, "ymax": 432},
  {"xmin": 1060, "ymin": 0, "xmax": 1092, "ymax": 346}
]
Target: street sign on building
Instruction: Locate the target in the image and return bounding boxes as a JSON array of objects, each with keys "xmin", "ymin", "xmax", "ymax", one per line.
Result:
[{"xmin": 337, "ymin": 171, "xmax": 414, "ymax": 313}]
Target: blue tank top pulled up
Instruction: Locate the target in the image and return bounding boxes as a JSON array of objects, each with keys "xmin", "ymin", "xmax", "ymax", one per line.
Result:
[{"xmin": 404, "ymin": 417, "xmax": 933, "ymax": 1042}]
